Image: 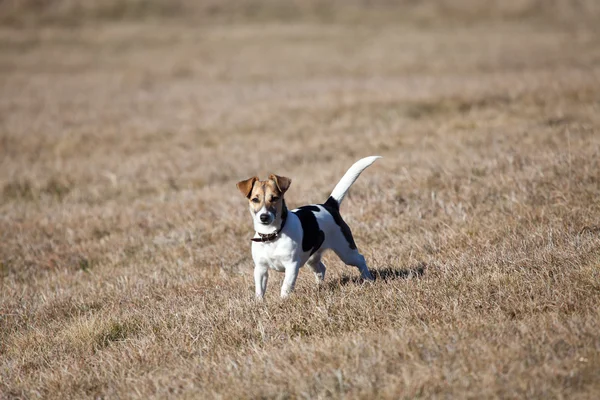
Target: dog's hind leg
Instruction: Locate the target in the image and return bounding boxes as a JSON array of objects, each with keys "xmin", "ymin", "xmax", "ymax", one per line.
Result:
[
  {"xmin": 333, "ymin": 245, "xmax": 374, "ymax": 281},
  {"xmin": 323, "ymin": 203, "xmax": 374, "ymax": 281},
  {"xmin": 306, "ymin": 252, "xmax": 326, "ymax": 283}
]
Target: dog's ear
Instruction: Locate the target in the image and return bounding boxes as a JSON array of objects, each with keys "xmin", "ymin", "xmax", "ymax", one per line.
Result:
[
  {"xmin": 236, "ymin": 176, "xmax": 259, "ymax": 198},
  {"xmin": 269, "ymin": 174, "xmax": 292, "ymax": 194}
]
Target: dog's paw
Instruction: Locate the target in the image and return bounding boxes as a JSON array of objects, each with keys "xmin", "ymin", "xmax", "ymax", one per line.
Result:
[{"xmin": 361, "ymin": 272, "xmax": 375, "ymax": 282}]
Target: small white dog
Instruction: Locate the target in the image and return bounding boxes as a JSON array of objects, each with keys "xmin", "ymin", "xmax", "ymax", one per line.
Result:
[{"xmin": 236, "ymin": 156, "xmax": 381, "ymax": 298}]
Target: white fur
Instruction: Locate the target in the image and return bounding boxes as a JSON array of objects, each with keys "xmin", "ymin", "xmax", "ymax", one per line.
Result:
[
  {"xmin": 329, "ymin": 156, "xmax": 381, "ymax": 204},
  {"xmin": 250, "ymin": 156, "xmax": 380, "ymax": 298},
  {"xmin": 252, "ymin": 205, "xmax": 277, "ymax": 235}
]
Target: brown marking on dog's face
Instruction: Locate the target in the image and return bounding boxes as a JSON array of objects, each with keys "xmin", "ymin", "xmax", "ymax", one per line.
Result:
[
  {"xmin": 238, "ymin": 175, "xmax": 291, "ymax": 226},
  {"xmin": 248, "ymin": 179, "xmax": 285, "ymax": 213}
]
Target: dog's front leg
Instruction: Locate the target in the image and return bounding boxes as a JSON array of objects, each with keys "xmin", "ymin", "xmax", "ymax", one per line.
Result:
[
  {"xmin": 280, "ymin": 262, "xmax": 301, "ymax": 298},
  {"xmin": 254, "ymin": 263, "xmax": 269, "ymax": 299}
]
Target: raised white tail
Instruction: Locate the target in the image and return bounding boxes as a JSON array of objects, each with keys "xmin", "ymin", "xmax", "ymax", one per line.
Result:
[{"xmin": 328, "ymin": 156, "xmax": 381, "ymax": 205}]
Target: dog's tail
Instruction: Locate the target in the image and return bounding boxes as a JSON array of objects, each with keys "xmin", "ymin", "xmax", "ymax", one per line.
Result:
[{"xmin": 328, "ymin": 156, "xmax": 381, "ymax": 206}]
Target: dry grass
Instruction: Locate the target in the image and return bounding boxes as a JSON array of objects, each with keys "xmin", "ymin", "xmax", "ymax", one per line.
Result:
[
  {"xmin": 3, "ymin": 0, "xmax": 600, "ymax": 27},
  {"xmin": 2, "ymin": 1, "xmax": 600, "ymax": 399}
]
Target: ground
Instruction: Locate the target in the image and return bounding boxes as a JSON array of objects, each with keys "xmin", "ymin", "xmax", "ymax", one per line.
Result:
[{"xmin": 1, "ymin": 1, "xmax": 600, "ymax": 398}]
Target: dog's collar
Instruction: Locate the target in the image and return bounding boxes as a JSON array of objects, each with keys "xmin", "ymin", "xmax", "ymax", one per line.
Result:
[{"xmin": 251, "ymin": 204, "xmax": 288, "ymax": 243}]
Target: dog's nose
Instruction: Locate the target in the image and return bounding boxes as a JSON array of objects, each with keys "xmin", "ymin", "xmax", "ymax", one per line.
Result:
[{"xmin": 259, "ymin": 214, "xmax": 270, "ymax": 223}]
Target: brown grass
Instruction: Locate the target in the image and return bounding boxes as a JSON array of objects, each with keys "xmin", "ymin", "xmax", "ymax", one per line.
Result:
[
  {"xmin": 3, "ymin": 0, "xmax": 600, "ymax": 27},
  {"xmin": 2, "ymin": 1, "xmax": 600, "ymax": 398}
]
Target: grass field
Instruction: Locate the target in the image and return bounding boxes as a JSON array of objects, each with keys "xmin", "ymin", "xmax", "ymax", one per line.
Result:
[{"xmin": 2, "ymin": 1, "xmax": 600, "ymax": 398}]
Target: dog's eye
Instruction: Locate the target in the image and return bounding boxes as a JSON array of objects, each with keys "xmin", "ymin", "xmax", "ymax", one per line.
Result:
[
  {"xmin": 271, "ymin": 196, "xmax": 279, "ymax": 202},
  {"xmin": 251, "ymin": 198, "xmax": 260, "ymax": 203}
]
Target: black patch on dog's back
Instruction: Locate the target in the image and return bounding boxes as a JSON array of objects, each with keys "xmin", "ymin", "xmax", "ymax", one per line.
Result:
[
  {"xmin": 292, "ymin": 205, "xmax": 324, "ymax": 255},
  {"xmin": 322, "ymin": 196, "xmax": 357, "ymax": 249}
]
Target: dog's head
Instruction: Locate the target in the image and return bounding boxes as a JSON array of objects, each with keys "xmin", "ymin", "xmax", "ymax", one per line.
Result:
[{"xmin": 236, "ymin": 174, "xmax": 291, "ymax": 234}]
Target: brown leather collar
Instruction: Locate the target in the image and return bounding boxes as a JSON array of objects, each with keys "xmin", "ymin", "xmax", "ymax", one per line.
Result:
[
  {"xmin": 251, "ymin": 231, "xmax": 281, "ymax": 243},
  {"xmin": 251, "ymin": 205, "xmax": 287, "ymax": 243}
]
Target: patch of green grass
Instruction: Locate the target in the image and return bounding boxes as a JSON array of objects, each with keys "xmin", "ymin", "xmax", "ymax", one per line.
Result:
[
  {"xmin": 2, "ymin": 179, "xmax": 35, "ymax": 201},
  {"xmin": 95, "ymin": 321, "xmax": 139, "ymax": 349}
]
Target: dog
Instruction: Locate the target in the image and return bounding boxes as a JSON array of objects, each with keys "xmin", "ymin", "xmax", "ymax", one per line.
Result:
[{"xmin": 236, "ymin": 156, "xmax": 381, "ymax": 298}]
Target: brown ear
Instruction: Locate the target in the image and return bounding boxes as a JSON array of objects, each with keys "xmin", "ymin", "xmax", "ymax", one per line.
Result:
[
  {"xmin": 236, "ymin": 176, "xmax": 258, "ymax": 198},
  {"xmin": 269, "ymin": 174, "xmax": 292, "ymax": 194}
]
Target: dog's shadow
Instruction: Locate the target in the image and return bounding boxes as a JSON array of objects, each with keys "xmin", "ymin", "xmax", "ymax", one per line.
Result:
[{"xmin": 324, "ymin": 262, "xmax": 426, "ymax": 290}]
